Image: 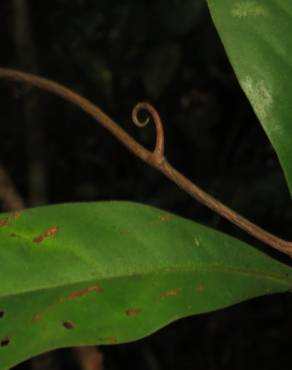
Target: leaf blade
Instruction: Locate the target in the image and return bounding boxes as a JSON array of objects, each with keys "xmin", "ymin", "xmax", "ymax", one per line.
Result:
[
  {"xmin": 0, "ymin": 201, "xmax": 291, "ymax": 368},
  {"xmin": 207, "ymin": 0, "xmax": 292, "ymax": 193}
]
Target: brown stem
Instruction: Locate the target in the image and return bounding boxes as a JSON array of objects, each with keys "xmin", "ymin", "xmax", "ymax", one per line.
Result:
[
  {"xmin": 0, "ymin": 68, "xmax": 151, "ymax": 163},
  {"xmin": 0, "ymin": 68, "xmax": 291, "ymax": 256}
]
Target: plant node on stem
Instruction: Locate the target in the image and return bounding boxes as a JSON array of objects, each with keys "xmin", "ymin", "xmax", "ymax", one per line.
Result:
[{"xmin": 0, "ymin": 67, "xmax": 292, "ymax": 257}]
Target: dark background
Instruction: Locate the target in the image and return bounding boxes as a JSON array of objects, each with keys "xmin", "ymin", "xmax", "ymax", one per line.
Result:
[{"xmin": 1, "ymin": 1, "xmax": 292, "ymax": 369}]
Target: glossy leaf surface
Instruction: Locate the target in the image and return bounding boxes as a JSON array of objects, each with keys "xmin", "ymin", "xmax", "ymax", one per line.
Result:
[
  {"xmin": 207, "ymin": 0, "xmax": 292, "ymax": 193},
  {"xmin": 0, "ymin": 202, "xmax": 291, "ymax": 369}
]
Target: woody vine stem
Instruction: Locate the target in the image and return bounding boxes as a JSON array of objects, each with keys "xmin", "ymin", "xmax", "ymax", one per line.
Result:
[{"xmin": 0, "ymin": 68, "xmax": 292, "ymax": 256}]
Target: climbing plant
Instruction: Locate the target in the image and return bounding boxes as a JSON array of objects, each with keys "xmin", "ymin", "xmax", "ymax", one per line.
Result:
[{"xmin": 0, "ymin": 1, "xmax": 292, "ymax": 369}]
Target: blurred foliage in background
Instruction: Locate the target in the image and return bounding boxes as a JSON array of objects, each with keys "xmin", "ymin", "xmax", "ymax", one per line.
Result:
[{"xmin": 1, "ymin": 1, "xmax": 292, "ymax": 369}]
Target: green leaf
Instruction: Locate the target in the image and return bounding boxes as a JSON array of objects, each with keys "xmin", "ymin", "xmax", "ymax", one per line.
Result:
[
  {"xmin": 0, "ymin": 201, "xmax": 291, "ymax": 369},
  {"xmin": 206, "ymin": 0, "xmax": 292, "ymax": 194}
]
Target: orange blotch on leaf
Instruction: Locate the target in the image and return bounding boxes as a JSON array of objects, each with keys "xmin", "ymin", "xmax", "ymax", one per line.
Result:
[
  {"xmin": 158, "ymin": 214, "xmax": 171, "ymax": 222},
  {"xmin": 33, "ymin": 226, "xmax": 59, "ymax": 243},
  {"xmin": 126, "ymin": 309, "xmax": 142, "ymax": 316},
  {"xmin": 160, "ymin": 288, "xmax": 181, "ymax": 300},
  {"xmin": 0, "ymin": 212, "xmax": 21, "ymax": 228},
  {"xmin": 69, "ymin": 285, "xmax": 103, "ymax": 299}
]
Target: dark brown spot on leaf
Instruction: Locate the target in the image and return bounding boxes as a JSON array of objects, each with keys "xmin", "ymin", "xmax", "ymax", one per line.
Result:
[
  {"xmin": 0, "ymin": 310, "xmax": 4, "ymax": 319},
  {"xmin": 69, "ymin": 285, "xmax": 103, "ymax": 299},
  {"xmin": 160, "ymin": 288, "xmax": 181, "ymax": 300},
  {"xmin": 126, "ymin": 309, "xmax": 142, "ymax": 316},
  {"xmin": 33, "ymin": 226, "xmax": 59, "ymax": 243},
  {"xmin": 0, "ymin": 337, "xmax": 10, "ymax": 347},
  {"xmin": 63, "ymin": 320, "xmax": 74, "ymax": 329}
]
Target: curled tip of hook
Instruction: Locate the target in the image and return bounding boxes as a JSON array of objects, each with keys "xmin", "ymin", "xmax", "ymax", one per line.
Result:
[
  {"xmin": 132, "ymin": 102, "xmax": 151, "ymax": 128},
  {"xmin": 133, "ymin": 114, "xmax": 150, "ymax": 128},
  {"xmin": 131, "ymin": 101, "xmax": 165, "ymax": 161}
]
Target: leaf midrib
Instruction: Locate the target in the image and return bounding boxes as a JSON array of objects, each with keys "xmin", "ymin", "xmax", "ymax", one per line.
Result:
[{"xmin": 1, "ymin": 264, "xmax": 291, "ymax": 299}]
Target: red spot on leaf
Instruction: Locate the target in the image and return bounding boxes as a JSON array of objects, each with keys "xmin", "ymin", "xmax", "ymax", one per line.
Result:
[
  {"xmin": 33, "ymin": 226, "xmax": 59, "ymax": 243},
  {"xmin": 69, "ymin": 285, "xmax": 103, "ymax": 299},
  {"xmin": 126, "ymin": 309, "xmax": 142, "ymax": 316},
  {"xmin": 195, "ymin": 285, "xmax": 205, "ymax": 292}
]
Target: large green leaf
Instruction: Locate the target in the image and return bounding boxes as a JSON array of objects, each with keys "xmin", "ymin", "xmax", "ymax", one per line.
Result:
[
  {"xmin": 0, "ymin": 201, "xmax": 291, "ymax": 369},
  {"xmin": 207, "ymin": 0, "xmax": 292, "ymax": 194}
]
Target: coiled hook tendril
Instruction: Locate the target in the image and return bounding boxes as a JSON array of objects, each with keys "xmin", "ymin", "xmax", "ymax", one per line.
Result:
[
  {"xmin": 1, "ymin": 68, "xmax": 292, "ymax": 256},
  {"xmin": 132, "ymin": 102, "xmax": 165, "ymax": 161}
]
